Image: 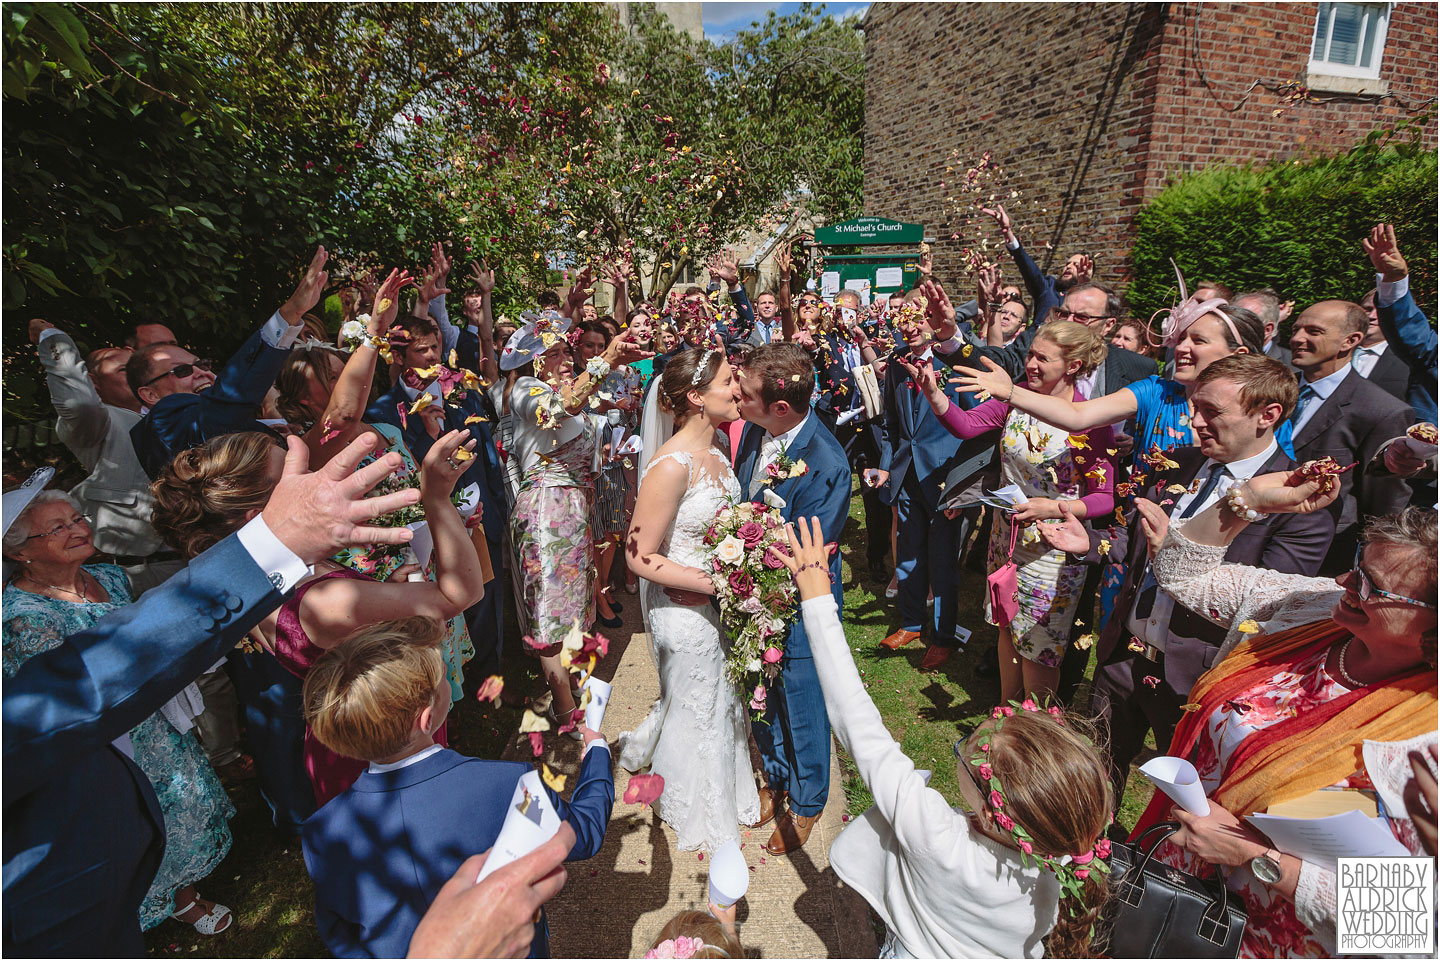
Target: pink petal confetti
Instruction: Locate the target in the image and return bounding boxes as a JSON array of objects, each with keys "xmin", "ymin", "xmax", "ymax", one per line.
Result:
[
  {"xmin": 841, "ymin": 814, "xmax": 850, "ymax": 822},
  {"xmin": 528, "ymin": 731, "xmax": 544, "ymax": 756},
  {"xmin": 320, "ymin": 417, "xmax": 341, "ymax": 445},
  {"xmin": 1142, "ymin": 675, "xmax": 1161, "ymax": 689},
  {"xmin": 475, "ymin": 675, "xmax": 504, "ymax": 705},
  {"xmin": 622, "ymin": 772, "xmax": 665, "ymax": 807},
  {"xmin": 698, "ymin": 852, "xmax": 704, "ymax": 860}
]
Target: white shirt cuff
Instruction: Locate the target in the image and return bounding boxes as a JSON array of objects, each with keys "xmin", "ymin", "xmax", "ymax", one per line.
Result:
[
  {"xmin": 1376, "ymin": 273, "xmax": 1409, "ymax": 308},
  {"xmin": 263, "ymin": 311, "xmax": 302, "ymax": 349},
  {"xmin": 235, "ymin": 515, "xmax": 311, "ymax": 594},
  {"xmin": 37, "ymin": 327, "xmax": 62, "ymax": 344},
  {"xmin": 1006, "ymin": 238, "xmax": 1020, "ymax": 251},
  {"xmin": 583, "ymin": 740, "xmax": 611, "ymax": 758},
  {"xmin": 933, "ymin": 332, "xmax": 966, "ymax": 356},
  {"xmin": 728, "ymin": 283, "xmax": 743, "ymax": 294}
]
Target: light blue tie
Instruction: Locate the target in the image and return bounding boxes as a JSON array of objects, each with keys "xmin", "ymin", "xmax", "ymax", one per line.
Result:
[{"xmin": 1290, "ymin": 384, "xmax": 1316, "ymax": 427}]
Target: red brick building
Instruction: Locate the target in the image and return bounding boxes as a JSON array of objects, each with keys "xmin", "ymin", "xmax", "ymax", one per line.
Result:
[{"xmin": 862, "ymin": 2, "xmax": 1438, "ymax": 286}]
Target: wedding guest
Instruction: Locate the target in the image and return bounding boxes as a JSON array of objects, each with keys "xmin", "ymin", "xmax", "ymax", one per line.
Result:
[
  {"xmin": 780, "ymin": 516, "xmax": 1113, "ymax": 959},
  {"xmin": 644, "ymin": 904, "xmax": 742, "ymax": 960},
  {"xmin": 909, "ymin": 321, "xmax": 1117, "ymax": 700},
  {"xmin": 495, "ymin": 314, "xmax": 650, "ymax": 727},
  {"xmin": 1130, "ymin": 471, "xmax": 1436, "ymax": 958},
  {"xmin": 301, "ymin": 616, "xmax": 612, "ymax": 958},
  {"xmin": 1110, "ymin": 318, "xmax": 1155, "ymax": 358},
  {"xmin": 1364, "ymin": 224, "xmax": 1437, "ymax": 424},
  {"xmin": 124, "ymin": 321, "xmax": 179, "ymax": 350},
  {"xmin": 150, "ymin": 428, "xmax": 485, "ymax": 806},
  {"xmin": 2, "ymin": 483, "xmax": 235, "ymax": 936}
]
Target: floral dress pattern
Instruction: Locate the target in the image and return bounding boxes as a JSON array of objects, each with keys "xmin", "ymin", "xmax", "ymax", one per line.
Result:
[
  {"xmin": 2, "ymin": 565, "xmax": 234, "ymax": 930},
  {"xmin": 512, "ymin": 412, "xmax": 598, "ymax": 655},
  {"xmin": 1156, "ymin": 645, "xmax": 1380, "ymax": 959},
  {"xmin": 985, "ymin": 407, "xmax": 1114, "ymax": 666},
  {"xmin": 331, "ymin": 421, "xmax": 475, "ymax": 701}
]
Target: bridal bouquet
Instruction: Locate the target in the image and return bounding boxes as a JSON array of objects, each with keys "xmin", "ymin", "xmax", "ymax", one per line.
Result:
[{"xmin": 703, "ymin": 501, "xmax": 797, "ymax": 718}]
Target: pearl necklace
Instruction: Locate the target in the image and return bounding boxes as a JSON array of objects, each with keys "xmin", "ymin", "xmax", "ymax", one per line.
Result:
[
  {"xmin": 1334, "ymin": 637, "xmax": 1364, "ymax": 688},
  {"xmin": 21, "ymin": 572, "xmax": 90, "ymax": 602}
]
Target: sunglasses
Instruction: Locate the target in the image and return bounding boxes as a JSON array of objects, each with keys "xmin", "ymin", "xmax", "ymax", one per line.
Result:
[
  {"xmin": 27, "ymin": 514, "xmax": 89, "ymax": 540},
  {"xmin": 798, "ymin": 298, "xmax": 820, "ymax": 307},
  {"xmin": 142, "ymin": 358, "xmax": 213, "ymax": 386},
  {"xmin": 1352, "ymin": 545, "xmax": 1437, "ymax": 609}
]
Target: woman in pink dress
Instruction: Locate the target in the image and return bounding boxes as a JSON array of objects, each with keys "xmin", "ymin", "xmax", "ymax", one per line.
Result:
[{"xmin": 150, "ymin": 428, "xmax": 486, "ymax": 806}]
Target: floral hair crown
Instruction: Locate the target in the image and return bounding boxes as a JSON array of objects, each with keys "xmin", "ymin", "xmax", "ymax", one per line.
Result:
[
  {"xmin": 968, "ymin": 698, "xmax": 1112, "ymax": 909},
  {"xmin": 645, "ymin": 935, "xmax": 728, "ymax": 959}
]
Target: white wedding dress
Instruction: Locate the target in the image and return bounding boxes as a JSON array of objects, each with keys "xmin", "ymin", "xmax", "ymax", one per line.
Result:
[{"xmin": 617, "ymin": 448, "xmax": 761, "ymax": 852}]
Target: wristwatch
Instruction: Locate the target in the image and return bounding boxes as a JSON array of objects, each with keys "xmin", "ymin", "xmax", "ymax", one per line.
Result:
[{"xmin": 1250, "ymin": 847, "xmax": 1283, "ymax": 884}]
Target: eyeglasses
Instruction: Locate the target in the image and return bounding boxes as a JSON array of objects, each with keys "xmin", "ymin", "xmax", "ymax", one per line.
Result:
[
  {"xmin": 1051, "ymin": 308, "xmax": 1109, "ymax": 325},
  {"xmin": 27, "ymin": 515, "xmax": 89, "ymax": 540},
  {"xmin": 798, "ymin": 298, "xmax": 820, "ymax": 307},
  {"xmin": 142, "ymin": 358, "xmax": 213, "ymax": 386},
  {"xmin": 1351, "ymin": 545, "xmax": 1437, "ymax": 609}
]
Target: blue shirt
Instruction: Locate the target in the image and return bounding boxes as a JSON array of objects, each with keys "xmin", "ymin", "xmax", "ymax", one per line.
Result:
[{"xmin": 1126, "ymin": 375, "xmax": 1295, "ymax": 460}]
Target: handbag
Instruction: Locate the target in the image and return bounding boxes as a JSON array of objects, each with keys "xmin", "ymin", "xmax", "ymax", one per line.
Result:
[
  {"xmin": 1102, "ymin": 821, "xmax": 1248, "ymax": 958},
  {"xmin": 986, "ymin": 517, "xmax": 1021, "ymax": 627}
]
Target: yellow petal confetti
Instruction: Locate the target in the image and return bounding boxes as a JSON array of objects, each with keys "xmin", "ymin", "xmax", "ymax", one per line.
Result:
[
  {"xmin": 518, "ymin": 709, "xmax": 551, "ymax": 733},
  {"xmin": 1075, "ymin": 633, "xmax": 1096, "ymax": 651},
  {"xmin": 408, "ymin": 393, "xmax": 437, "ymax": 414},
  {"xmin": 1098, "ymin": 538, "xmax": 1111, "ymax": 555},
  {"xmin": 1066, "ymin": 434, "xmax": 1090, "ymax": 450},
  {"xmin": 1237, "ymin": 620, "xmax": 1261, "ymax": 634},
  {"xmin": 411, "ymin": 365, "xmax": 440, "ymax": 380},
  {"xmin": 448, "ymin": 350, "xmax": 459, "ymax": 368},
  {"xmin": 529, "ymin": 386, "xmax": 548, "ymax": 396},
  {"xmin": 464, "ymin": 415, "xmax": 484, "ymax": 424},
  {"xmin": 1166, "ymin": 484, "xmax": 1187, "ymax": 494},
  {"xmin": 375, "ymin": 297, "xmax": 392, "ymax": 315},
  {"xmin": 1181, "ymin": 702, "xmax": 1204, "ymax": 713},
  {"xmin": 450, "ymin": 447, "xmax": 475, "ymax": 461},
  {"xmin": 541, "ymin": 763, "xmax": 568, "ymax": 793}
]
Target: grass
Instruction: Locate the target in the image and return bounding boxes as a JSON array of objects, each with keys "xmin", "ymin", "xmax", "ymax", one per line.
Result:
[{"xmin": 143, "ymin": 477, "xmax": 1154, "ymax": 957}]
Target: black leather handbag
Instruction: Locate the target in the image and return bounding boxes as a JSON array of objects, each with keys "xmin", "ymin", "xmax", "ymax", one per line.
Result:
[{"xmin": 1101, "ymin": 821, "xmax": 1248, "ymax": 958}]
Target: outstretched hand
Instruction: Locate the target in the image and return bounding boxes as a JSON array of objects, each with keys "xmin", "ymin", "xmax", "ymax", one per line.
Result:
[
  {"xmin": 917, "ymin": 280, "xmax": 955, "ymax": 335},
  {"xmin": 707, "ymin": 251, "xmax": 740, "ymax": 287},
  {"xmin": 1036, "ymin": 501, "xmax": 1091, "ymax": 555},
  {"xmin": 261, "ymin": 433, "xmax": 419, "ymax": 563},
  {"xmin": 895, "ymin": 353, "xmax": 947, "ymax": 414},
  {"xmin": 1363, "ymin": 223, "xmax": 1408, "ymax": 283},
  {"xmin": 978, "ymin": 204, "xmax": 1017, "ymax": 246},
  {"xmin": 280, "ymin": 246, "xmax": 330, "ymax": 325},
  {"xmin": 368, "ymin": 268, "xmax": 414, "ymax": 338},
  {"xmin": 948, "ymin": 355, "xmax": 1014, "ymax": 399},
  {"xmin": 419, "ymin": 429, "xmax": 477, "ymax": 498},
  {"xmin": 1132, "ymin": 498, "xmax": 1170, "ymax": 559},
  {"xmin": 778, "ymin": 515, "xmax": 832, "ymax": 601},
  {"xmin": 1242, "ymin": 464, "xmax": 1346, "ymax": 514},
  {"xmin": 469, "ymin": 258, "xmax": 496, "ymax": 295}
]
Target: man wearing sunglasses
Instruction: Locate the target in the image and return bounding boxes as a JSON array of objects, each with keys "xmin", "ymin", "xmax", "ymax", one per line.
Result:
[{"xmin": 128, "ymin": 247, "xmax": 330, "ymax": 478}]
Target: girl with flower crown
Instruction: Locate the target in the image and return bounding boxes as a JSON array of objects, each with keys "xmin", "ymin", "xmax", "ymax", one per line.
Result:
[{"xmin": 778, "ymin": 516, "xmax": 1115, "ymax": 958}]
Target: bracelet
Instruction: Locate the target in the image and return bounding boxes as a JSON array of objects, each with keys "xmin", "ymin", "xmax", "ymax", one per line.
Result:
[
  {"xmin": 585, "ymin": 356, "xmax": 613, "ymax": 380},
  {"xmin": 1224, "ymin": 483, "xmax": 1263, "ymax": 522},
  {"xmin": 1004, "ymin": 383, "xmax": 1017, "ymax": 403},
  {"xmin": 797, "ymin": 561, "xmax": 828, "ymax": 575}
]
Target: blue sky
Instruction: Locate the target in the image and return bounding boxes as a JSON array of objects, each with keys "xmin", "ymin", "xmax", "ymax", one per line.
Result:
[{"xmin": 702, "ymin": 2, "xmax": 870, "ymax": 41}]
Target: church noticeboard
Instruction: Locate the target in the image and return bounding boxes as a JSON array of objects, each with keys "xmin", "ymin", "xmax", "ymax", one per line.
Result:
[{"xmin": 813, "ymin": 216, "xmax": 923, "ymax": 246}]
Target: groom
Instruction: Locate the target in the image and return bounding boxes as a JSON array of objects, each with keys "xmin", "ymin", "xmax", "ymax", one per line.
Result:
[{"xmin": 734, "ymin": 343, "xmax": 851, "ymax": 855}]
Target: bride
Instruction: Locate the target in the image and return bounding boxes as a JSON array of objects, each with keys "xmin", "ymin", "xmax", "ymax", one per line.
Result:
[{"xmin": 618, "ymin": 345, "xmax": 760, "ymax": 851}]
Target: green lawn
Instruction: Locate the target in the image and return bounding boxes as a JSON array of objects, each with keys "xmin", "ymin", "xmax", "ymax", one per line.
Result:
[{"xmin": 143, "ymin": 478, "xmax": 1153, "ymax": 957}]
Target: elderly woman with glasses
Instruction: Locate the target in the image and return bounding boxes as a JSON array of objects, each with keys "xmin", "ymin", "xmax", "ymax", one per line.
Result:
[
  {"xmin": 1, "ymin": 478, "xmax": 237, "ymax": 935},
  {"xmin": 1126, "ymin": 465, "xmax": 1437, "ymax": 958}
]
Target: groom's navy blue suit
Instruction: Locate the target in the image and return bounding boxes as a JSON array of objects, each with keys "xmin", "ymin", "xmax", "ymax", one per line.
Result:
[{"xmin": 734, "ymin": 415, "xmax": 849, "ymax": 817}]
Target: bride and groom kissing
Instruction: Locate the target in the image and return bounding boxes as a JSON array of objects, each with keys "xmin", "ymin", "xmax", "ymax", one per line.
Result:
[{"xmin": 618, "ymin": 342, "xmax": 851, "ymax": 855}]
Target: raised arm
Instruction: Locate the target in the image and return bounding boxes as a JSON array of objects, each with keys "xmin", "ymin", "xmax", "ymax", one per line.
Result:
[
  {"xmin": 949, "ymin": 356, "xmax": 1141, "ymax": 432},
  {"xmin": 31, "ymin": 320, "xmax": 111, "ymax": 451},
  {"xmin": 776, "ymin": 241, "xmax": 796, "ymax": 342},
  {"xmin": 1365, "ymin": 223, "xmax": 1437, "ymax": 377},
  {"xmin": 471, "ymin": 258, "xmax": 500, "ymax": 385}
]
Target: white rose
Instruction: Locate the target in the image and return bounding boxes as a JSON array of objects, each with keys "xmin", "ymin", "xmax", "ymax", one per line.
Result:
[
  {"xmin": 746, "ymin": 658, "xmax": 762, "ymax": 673},
  {"xmin": 716, "ymin": 535, "xmax": 745, "ymax": 566}
]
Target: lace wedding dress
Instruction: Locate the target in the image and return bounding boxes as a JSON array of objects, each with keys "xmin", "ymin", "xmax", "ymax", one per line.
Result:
[{"xmin": 617, "ymin": 449, "xmax": 761, "ymax": 852}]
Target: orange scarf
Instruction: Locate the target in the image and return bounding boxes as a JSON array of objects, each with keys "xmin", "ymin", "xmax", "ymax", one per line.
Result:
[{"xmin": 1134, "ymin": 618, "xmax": 1437, "ymax": 836}]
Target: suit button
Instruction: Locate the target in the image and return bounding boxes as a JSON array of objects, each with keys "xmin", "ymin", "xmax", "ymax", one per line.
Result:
[
  {"xmin": 210, "ymin": 601, "xmax": 229, "ymax": 620},
  {"xmin": 226, "ymin": 595, "xmax": 243, "ymax": 612}
]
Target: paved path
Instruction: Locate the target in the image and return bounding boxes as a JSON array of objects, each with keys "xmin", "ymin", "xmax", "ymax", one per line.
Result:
[{"xmin": 502, "ymin": 598, "xmax": 877, "ymax": 958}]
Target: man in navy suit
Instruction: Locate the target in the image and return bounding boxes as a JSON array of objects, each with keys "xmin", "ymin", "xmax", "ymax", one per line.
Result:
[
  {"xmin": 870, "ymin": 313, "xmax": 985, "ymax": 670},
  {"xmin": 129, "ymin": 246, "xmax": 330, "ymax": 478},
  {"xmin": 733, "ymin": 343, "xmax": 850, "ymax": 855},
  {"xmin": 1365, "ymin": 223, "xmax": 1437, "ymax": 425},
  {"xmin": 3, "ymin": 435, "xmax": 421, "ymax": 956},
  {"xmin": 367, "ymin": 314, "xmax": 509, "ymax": 678},
  {"xmin": 301, "ymin": 621, "xmax": 613, "ymax": 958}
]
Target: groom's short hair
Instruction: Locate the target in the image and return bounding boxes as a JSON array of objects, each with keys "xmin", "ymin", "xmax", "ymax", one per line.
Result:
[{"xmin": 743, "ymin": 343, "xmax": 815, "ymax": 412}]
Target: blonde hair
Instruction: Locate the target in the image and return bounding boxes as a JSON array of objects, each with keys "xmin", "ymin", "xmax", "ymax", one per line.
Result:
[
  {"xmin": 303, "ymin": 616, "xmax": 447, "ymax": 761},
  {"xmin": 646, "ymin": 910, "xmax": 742, "ymax": 959},
  {"xmin": 985, "ymin": 709, "xmax": 1113, "ymax": 958},
  {"xmin": 1034, "ymin": 319, "xmax": 1109, "ymax": 379},
  {"xmin": 149, "ymin": 432, "xmax": 278, "ymax": 559}
]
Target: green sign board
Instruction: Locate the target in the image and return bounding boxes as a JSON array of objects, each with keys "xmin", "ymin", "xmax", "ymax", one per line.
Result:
[{"xmin": 813, "ymin": 216, "xmax": 924, "ymax": 246}]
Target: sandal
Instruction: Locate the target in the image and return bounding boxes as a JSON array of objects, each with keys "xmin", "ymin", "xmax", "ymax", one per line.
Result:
[{"xmin": 171, "ymin": 898, "xmax": 234, "ymax": 936}]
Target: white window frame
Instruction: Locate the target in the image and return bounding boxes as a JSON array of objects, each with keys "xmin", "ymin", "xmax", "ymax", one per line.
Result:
[{"xmin": 1308, "ymin": 2, "xmax": 1392, "ymax": 81}]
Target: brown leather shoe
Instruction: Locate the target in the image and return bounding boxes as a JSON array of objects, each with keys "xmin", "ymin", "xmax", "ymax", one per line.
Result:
[
  {"xmin": 880, "ymin": 628, "xmax": 923, "ymax": 650},
  {"xmin": 920, "ymin": 644, "xmax": 953, "ymax": 671},
  {"xmin": 765, "ymin": 810, "xmax": 820, "ymax": 855},
  {"xmin": 753, "ymin": 787, "xmax": 784, "ymax": 828}
]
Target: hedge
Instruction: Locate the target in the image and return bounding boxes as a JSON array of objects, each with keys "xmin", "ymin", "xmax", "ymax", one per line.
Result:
[{"xmin": 1128, "ymin": 148, "xmax": 1437, "ymax": 328}]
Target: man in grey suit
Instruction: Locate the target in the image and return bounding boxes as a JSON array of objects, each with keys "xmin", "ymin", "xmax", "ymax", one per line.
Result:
[
  {"xmin": 1234, "ymin": 289, "xmax": 1294, "ymax": 369},
  {"xmin": 29, "ymin": 317, "xmax": 248, "ymax": 781}
]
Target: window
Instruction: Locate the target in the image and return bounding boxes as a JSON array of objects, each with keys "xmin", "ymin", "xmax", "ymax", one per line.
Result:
[{"xmin": 1310, "ymin": 2, "xmax": 1390, "ymax": 79}]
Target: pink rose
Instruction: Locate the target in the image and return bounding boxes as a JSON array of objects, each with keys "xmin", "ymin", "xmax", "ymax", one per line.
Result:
[
  {"xmin": 762, "ymin": 646, "xmax": 783, "ymax": 664},
  {"xmin": 1075, "ymin": 867, "xmax": 1089, "ymax": 880},
  {"xmin": 977, "ymin": 763, "xmax": 993, "ymax": 781},
  {"xmin": 749, "ymin": 684, "xmax": 767, "ymax": 711},
  {"xmin": 988, "ymin": 790, "xmax": 1005, "ymax": 809},
  {"xmin": 1017, "ymin": 839, "xmax": 1032, "ymax": 854},
  {"xmin": 737, "ymin": 521, "xmax": 765, "ymax": 547},
  {"xmin": 1000, "ymin": 706, "xmax": 1014, "ymax": 717},
  {"xmin": 1020, "ymin": 698, "xmax": 1039, "ymax": 712},
  {"xmin": 762, "ymin": 548, "xmax": 786, "ymax": 570},
  {"xmin": 1047, "ymin": 705, "xmax": 1062, "ymax": 717},
  {"xmin": 728, "ymin": 569, "xmax": 754, "ymax": 598},
  {"xmin": 1095, "ymin": 839, "xmax": 1112, "ymax": 859},
  {"xmin": 994, "ymin": 812, "xmax": 1015, "ymax": 831}
]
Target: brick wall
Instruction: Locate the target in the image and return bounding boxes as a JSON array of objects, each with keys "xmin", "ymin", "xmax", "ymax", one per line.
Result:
[{"xmin": 863, "ymin": 2, "xmax": 1438, "ymax": 290}]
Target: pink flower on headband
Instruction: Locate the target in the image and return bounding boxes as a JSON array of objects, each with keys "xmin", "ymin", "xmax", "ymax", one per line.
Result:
[
  {"xmin": 995, "ymin": 812, "xmax": 1015, "ymax": 831},
  {"xmin": 1076, "ymin": 867, "xmax": 1090, "ymax": 880},
  {"xmin": 1017, "ymin": 839, "xmax": 1033, "ymax": 854},
  {"xmin": 645, "ymin": 935, "xmax": 703, "ymax": 959},
  {"xmin": 1095, "ymin": 839, "xmax": 1112, "ymax": 859},
  {"xmin": 977, "ymin": 763, "xmax": 993, "ymax": 781},
  {"xmin": 1020, "ymin": 698, "xmax": 1039, "ymax": 712},
  {"xmin": 1047, "ymin": 705, "xmax": 1062, "ymax": 717},
  {"xmin": 988, "ymin": 790, "xmax": 1005, "ymax": 809}
]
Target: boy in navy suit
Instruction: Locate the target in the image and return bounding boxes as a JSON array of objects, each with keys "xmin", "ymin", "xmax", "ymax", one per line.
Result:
[{"xmin": 300, "ymin": 617, "xmax": 613, "ymax": 958}]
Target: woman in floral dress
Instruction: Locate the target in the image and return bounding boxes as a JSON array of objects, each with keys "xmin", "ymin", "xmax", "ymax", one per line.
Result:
[
  {"xmin": 498, "ymin": 312, "xmax": 651, "ymax": 727},
  {"xmin": 2, "ymin": 489, "xmax": 234, "ymax": 935},
  {"xmin": 904, "ymin": 320, "xmax": 1116, "ymax": 702},
  {"xmin": 1125, "ymin": 469, "xmax": 1436, "ymax": 958}
]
